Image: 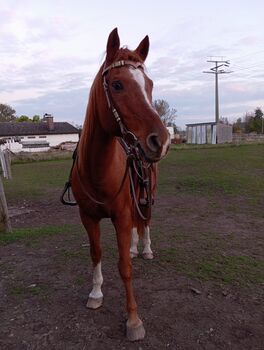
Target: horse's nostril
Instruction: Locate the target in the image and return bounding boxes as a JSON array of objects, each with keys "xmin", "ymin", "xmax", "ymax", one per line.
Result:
[{"xmin": 147, "ymin": 133, "xmax": 162, "ymax": 153}]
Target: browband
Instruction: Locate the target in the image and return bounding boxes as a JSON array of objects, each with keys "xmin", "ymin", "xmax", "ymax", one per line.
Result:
[{"xmin": 102, "ymin": 60, "xmax": 143, "ymax": 76}]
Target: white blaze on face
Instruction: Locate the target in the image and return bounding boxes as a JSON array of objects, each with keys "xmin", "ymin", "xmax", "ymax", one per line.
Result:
[
  {"xmin": 89, "ymin": 261, "xmax": 103, "ymax": 299},
  {"xmin": 128, "ymin": 68, "xmax": 157, "ymax": 113}
]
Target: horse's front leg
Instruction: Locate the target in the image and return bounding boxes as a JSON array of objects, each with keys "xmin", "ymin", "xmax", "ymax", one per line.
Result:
[
  {"xmin": 79, "ymin": 211, "xmax": 103, "ymax": 310},
  {"xmin": 113, "ymin": 216, "xmax": 145, "ymax": 341}
]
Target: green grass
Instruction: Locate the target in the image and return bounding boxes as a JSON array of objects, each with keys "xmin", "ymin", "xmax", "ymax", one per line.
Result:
[
  {"xmin": 11, "ymin": 150, "xmax": 72, "ymax": 164},
  {"xmin": 0, "ymin": 224, "xmax": 81, "ymax": 245},
  {"xmin": 60, "ymin": 248, "xmax": 88, "ymax": 261},
  {"xmin": 1, "ymin": 144, "xmax": 264, "ymax": 288},
  {"xmin": 3, "ymin": 143, "xmax": 264, "ymax": 201},
  {"xmin": 10, "ymin": 283, "xmax": 49, "ymax": 298},
  {"xmin": 3, "ymin": 158, "xmax": 72, "ymax": 200},
  {"xmin": 188, "ymin": 255, "xmax": 264, "ymax": 285},
  {"xmin": 158, "ymin": 143, "xmax": 264, "ymax": 199},
  {"xmin": 156, "ymin": 245, "xmax": 264, "ymax": 286}
]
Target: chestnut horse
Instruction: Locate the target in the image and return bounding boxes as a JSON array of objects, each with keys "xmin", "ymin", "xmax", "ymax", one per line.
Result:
[{"xmin": 71, "ymin": 28, "xmax": 170, "ymax": 341}]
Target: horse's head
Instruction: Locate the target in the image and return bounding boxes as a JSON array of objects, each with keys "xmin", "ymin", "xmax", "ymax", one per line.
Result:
[{"xmin": 99, "ymin": 28, "xmax": 170, "ymax": 162}]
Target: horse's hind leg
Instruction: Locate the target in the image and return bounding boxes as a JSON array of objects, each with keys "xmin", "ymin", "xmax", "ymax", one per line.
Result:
[
  {"xmin": 142, "ymin": 225, "xmax": 154, "ymax": 260},
  {"xmin": 79, "ymin": 211, "xmax": 103, "ymax": 309}
]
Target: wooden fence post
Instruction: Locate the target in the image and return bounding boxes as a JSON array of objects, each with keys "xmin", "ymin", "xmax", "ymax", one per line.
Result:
[{"xmin": 0, "ymin": 150, "xmax": 12, "ymax": 233}]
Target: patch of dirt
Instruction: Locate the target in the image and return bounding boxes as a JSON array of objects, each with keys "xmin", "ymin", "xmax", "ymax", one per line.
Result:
[{"xmin": 0, "ymin": 192, "xmax": 263, "ymax": 349}]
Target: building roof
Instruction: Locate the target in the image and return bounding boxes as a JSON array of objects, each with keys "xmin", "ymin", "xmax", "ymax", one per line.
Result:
[
  {"xmin": 0, "ymin": 121, "xmax": 79, "ymax": 137},
  {"xmin": 186, "ymin": 122, "xmax": 217, "ymax": 127}
]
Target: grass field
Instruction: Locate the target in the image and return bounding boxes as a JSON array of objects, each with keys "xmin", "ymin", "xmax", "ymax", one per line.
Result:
[
  {"xmin": 2, "ymin": 143, "xmax": 264, "ymax": 287},
  {"xmin": 159, "ymin": 143, "xmax": 264, "ymax": 199},
  {"xmin": 4, "ymin": 143, "xmax": 264, "ymax": 199},
  {"xmin": 1, "ymin": 143, "xmax": 264, "ymax": 349}
]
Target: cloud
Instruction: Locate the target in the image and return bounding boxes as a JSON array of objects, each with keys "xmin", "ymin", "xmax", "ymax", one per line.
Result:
[
  {"xmin": 1, "ymin": 0, "xmax": 264, "ymax": 130},
  {"xmin": 13, "ymin": 87, "xmax": 90, "ymax": 124}
]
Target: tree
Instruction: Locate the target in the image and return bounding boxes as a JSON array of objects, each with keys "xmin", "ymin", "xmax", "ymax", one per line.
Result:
[
  {"xmin": 233, "ymin": 117, "xmax": 244, "ymax": 133},
  {"xmin": 17, "ymin": 115, "xmax": 31, "ymax": 122},
  {"xmin": 244, "ymin": 112, "xmax": 255, "ymax": 133},
  {"xmin": 219, "ymin": 117, "xmax": 230, "ymax": 125},
  {"xmin": 32, "ymin": 115, "xmax": 41, "ymax": 122},
  {"xmin": 233, "ymin": 108, "xmax": 264, "ymax": 134},
  {"xmin": 253, "ymin": 107, "xmax": 263, "ymax": 134},
  {"xmin": 0, "ymin": 103, "xmax": 16, "ymax": 122},
  {"xmin": 153, "ymin": 99, "xmax": 177, "ymax": 126}
]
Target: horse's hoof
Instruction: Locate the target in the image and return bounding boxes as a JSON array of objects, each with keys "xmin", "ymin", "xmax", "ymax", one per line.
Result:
[
  {"xmin": 142, "ymin": 252, "xmax": 154, "ymax": 260},
  {"xmin": 130, "ymin": 251, "xmax": 138, "ymax": 259},
  {"xmin": 86, "ymin": 297, "xmax": 103, "ymax": 309},
  {"xmin": 126, "ymin": 320, "xmax": 146, "ymax": 341}
]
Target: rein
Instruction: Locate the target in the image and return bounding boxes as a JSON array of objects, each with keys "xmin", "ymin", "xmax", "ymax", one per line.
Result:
[{"xmin": 60, "ymin": 60, "xmax": 154, "ymax": 221}]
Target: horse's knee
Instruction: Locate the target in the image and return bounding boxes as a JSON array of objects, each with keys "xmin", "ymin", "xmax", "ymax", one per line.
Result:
[{"xmin": 118, "ymin": 259, "xmax": 132, "ymax": 281}]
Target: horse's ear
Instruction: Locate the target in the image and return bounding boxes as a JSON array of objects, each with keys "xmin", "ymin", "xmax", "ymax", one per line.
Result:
[
  {"xmin": 106, "ymin": 28, "xmax": 120, "ymax": 64},
  {"xmin": 134, "ymin": 35, "xmax": 149, "ymax": 62}
]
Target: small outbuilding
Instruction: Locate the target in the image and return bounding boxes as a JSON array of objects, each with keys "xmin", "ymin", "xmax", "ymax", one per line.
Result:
[{"xmin": 186, "ymin": 122, "xmax": 232, "ymax": 144}]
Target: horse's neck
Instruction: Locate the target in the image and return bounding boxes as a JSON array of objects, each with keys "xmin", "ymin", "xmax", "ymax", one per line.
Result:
[{"xmin": 78, "ymin": 109, "xmax": 123, "ymax": 187}]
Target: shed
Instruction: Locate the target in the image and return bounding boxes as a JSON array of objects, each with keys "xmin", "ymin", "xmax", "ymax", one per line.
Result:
[{"xmin": 186, "ymin": 122, "xmax": 232, "ymax": 144}]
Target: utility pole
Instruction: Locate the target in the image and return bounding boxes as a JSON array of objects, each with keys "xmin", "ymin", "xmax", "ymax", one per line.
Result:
[{"xmin": 203, "ymin": 59, "xmax": 232, "ymax": 124}]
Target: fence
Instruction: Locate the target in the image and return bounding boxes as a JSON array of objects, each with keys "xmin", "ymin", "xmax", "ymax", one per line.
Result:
[
  {"xmin": 232, "ymin": 133, "xmax": 264, "ymax": 144},
  {"xmin": 0, "ymin": 150, "xmax": 12, "ymax": 233}
]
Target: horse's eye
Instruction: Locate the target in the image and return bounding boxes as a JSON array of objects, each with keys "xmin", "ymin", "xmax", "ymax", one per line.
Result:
[{"xmin": 112, "ymin": 81, "xmax": 123, "ymax": 91}]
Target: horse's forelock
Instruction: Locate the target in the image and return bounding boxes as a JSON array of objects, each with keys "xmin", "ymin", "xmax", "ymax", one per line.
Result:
[{"xmin": 115, "ymin": 47, "xmax": 144, "ymax": 64}]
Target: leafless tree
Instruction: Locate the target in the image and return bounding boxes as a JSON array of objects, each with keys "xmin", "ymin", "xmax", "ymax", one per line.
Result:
[
  {"xmin": 153, "ymin": 99, "xmax": 177, "ymax": 126},
  {"xmin": 0, "ymin": 103, "xmax": 16, "ymax": 122}
]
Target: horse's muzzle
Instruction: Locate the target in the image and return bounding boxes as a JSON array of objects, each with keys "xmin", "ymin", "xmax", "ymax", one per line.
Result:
[{"xmin": 140, "ymin": 132, "xmax": 170, "ymax": 162}]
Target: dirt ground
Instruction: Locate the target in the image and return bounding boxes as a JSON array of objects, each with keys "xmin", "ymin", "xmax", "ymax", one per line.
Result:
[{"xmin": 0, "ymin": 190, "xmax": 263, "ymax": 350}]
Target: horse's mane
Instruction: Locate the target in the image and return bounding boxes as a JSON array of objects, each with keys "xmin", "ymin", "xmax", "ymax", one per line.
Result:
[{"xmin": 79, "ymin": 47, "xmax": 144, "ymax": 160}]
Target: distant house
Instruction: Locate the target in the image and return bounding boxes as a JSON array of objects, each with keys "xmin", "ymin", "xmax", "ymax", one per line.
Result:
[
  {"xmin": 0, "ymin": 115, "xmax": 79, "ymax": 153},
  {"xmin": 166, "ymin": 126, "xmax": 174, "ymax": 141}
]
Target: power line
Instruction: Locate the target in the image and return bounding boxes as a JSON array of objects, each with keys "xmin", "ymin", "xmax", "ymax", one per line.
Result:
[
  {"xmin": 232, "ymin": 61, "xmax": 264, "ymax": 72},
  {"xmin": 230, "ymin": 49, "xmax": 264, "ymax": 63},
  {"xmin": 203, "ymin": 60, "xmax": 232, "ymax": 123}
]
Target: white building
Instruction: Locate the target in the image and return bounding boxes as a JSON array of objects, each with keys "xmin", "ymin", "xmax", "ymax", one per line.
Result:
[
  {"xmin": 0, "ymin": 116, "xmax": 79, "ymax": 153},
  {"xmin": 166, "ymin": 126, "xmax": 174, "ymax": 141}
]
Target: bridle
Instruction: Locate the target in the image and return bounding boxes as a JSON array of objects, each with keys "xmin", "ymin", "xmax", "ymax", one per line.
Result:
[
  {"xmin": 102, "ymin": 59, "xmax": 144, "ymax": 148},
  {"xmin": 60, "ymin": 59, "xmax": 154, "ymax": 221}
]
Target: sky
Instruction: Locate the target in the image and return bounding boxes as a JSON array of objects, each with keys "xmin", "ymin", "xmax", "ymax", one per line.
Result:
[{"xmin": 0, "ymin": 0, "xmax": 264, "ymax": 129}]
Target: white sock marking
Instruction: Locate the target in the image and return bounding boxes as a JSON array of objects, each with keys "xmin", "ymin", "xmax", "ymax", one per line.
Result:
[
  {"xmin": 89, "ymin": 262, "xmax": 103, "ymax": 299},
  {"xmin": 143, "ymin": 226, "xmax": 153, "ymax": 255},
  {"xmin": 130, "ymin": 227, "xmax": 139, "ymax": 256}
]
